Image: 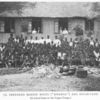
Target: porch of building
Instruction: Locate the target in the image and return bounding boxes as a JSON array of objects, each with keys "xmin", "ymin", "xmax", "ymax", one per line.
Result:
[{"xmin": 0, "ymin": 17, "xmax": 99, "ymax": 43}]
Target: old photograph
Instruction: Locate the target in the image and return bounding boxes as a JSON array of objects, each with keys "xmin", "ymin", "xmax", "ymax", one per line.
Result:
[{"xmin": 0, "ymin": 1, "xmax": 100, "ymax": 91}]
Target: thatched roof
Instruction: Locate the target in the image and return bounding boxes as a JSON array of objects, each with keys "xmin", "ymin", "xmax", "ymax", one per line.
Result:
[{"xmin": 0, "ymin": 2, "xmax": 95, "ymax": 18}]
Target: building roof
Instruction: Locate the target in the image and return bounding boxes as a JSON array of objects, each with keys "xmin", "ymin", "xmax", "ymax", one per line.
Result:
[{"xmin": 0, "ymin": 2, "xmax": 95, "ymax": 18}]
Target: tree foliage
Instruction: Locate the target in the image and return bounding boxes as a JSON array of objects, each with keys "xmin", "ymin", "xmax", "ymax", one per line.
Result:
[
  {"xmin": 91, "ymin": 2, "xmax": 100, "ymax": 12},
  {"xmin": 0, "ymin": 2, "xmax": 36, "ymax": 13}
]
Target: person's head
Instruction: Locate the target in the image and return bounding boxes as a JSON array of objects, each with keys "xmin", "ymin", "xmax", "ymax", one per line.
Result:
[
  {"xmin": 65, "ymin": 38, "xmax": 67, "ymax": 41},
  {"xmin": 33, "ymin": 28, "xmax": 36, "ymax": 31},
  {"xmin": 21, "ymin": 34, "xmax": 23, "ymax": 38},
  {"xmin": 60, "ymin": 27, "xmax": 62, "ymax": 30},
  {"xmin": 44, "ymin": 41, "xmax": 46, "ymax": 44},
  {"xmin": 38, "ymin": 27, "xmax": 40, "ymax": 32},
  {"xmin": 70, "ymin": 38, "xmax": 72, "ymax": 41},
  {"xmin": 35, "ymin": 37, "xmax": 38, "ymax": 40},
  {"xmin": 30, "ymin": 36, "xmax": 33, "ymax": 40},
  {"xmin": 96, "ymin": 38, "xmax": 98, "ymax": 42},
  {"xmin": 51, "ymin": 41, "xmax": 53, "ymax": 44},
  {"xmin": 25, "ymin": 36, "xmax": 27, "ymax": 40},
  {"xmin": 91, "ymin": 37, "xmax": 93, "ymax": 40},
  {"xmin": 55, "ymin": 36, "xmax": 58, "ymax": 39},
  {"xmin": 15, "ymin": 35, "xmax": 17, "ymax": 39},
  {"xmin": 75, "ymin": 38, "xmax": 78, "ymax": 41},
  {"xmin": 64, "ymin": 28, "xmax": 67, "ymax": 30},
  {"xmin": 41, "ymin": 37, "xmax": 44, "ymax": 39},
  {"xmin": 10, "ymin": 33, "xmax": 13, "ymax": 37},
  {"xmin": 47, "ymin": 35, "xmax": 50, "ymax": 39},
  {"xmin": 95, "ymin": 48, "xmax": 99, "ymax": 53}
]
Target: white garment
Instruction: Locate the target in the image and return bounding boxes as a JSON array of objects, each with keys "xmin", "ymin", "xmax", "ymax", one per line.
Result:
[
  {"xmin": 14, "ymin": 38, "xmax": 19, "ymax": 43},
  {"xmin": 69, "ymin": 42, "xmax": 73, "ymax": 47},
  {"xmin": 25, "ymin": 39, "xmax": 29, "ymax": 44},
  {"xmin": 93, "ymin": 50, "xmax": 100, "ymax": 58},
  {"xmin": 57, "ymin": 52, "xmax": 62, "ymax": 59},
  {"xmin": 38, "ymin": 39, "xmax": 45, "ymax": 44},
  {"xmin": 90, "ymin": 41, "xmax": 94, "ymax": 46},
  {"xmin": 33, "ymin": 40, "xmax": 39, "ymax": 44},
  {"xmin": 61, "ymin": 53, "xmax": 65, "ymax": 60},
  {"xmin": 27, "ymin": 39, "xmax": 31, "ymax": 43},
  {"xmin": 53, "ymin": 39, "xmax": 61, "ymax": 47},
  {"xmin": 32, "ymin": 29, "xmax": 37, "ymax": 34},
  {"xmin": 95, "ymin": 42, "xmax": 99, "ymax": 47},
  {"xmin": 62, "ymin": 53, "xmax": 66, "ymax": 59},
  {"xmin": 0, "ymin": 47, "xmax": 3, "ymax": 51},
  {"xmin": 29, "ymin": 39, "xmax": 35, "ymax": 44},
  {"xmin": 62, "ymin": 29, "xmax": 68, "ymax": 35},
  {"xmin": 45, "ymin": 39, "xmax": 52, "ymax": 44}
]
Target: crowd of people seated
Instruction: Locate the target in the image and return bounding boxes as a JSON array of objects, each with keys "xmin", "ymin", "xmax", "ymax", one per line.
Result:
[{"xmin": 0, "ymin": 33, "xmax": 99, "ymax": 68}]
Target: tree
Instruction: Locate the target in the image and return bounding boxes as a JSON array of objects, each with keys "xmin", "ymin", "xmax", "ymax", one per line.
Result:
[
  {"xmin": 0, "ymin": 2, "xmax": 36, "ymax": 14},
  {"xmin": 91, "ymin": 2, "xmax": 100, "ymax": 12}
]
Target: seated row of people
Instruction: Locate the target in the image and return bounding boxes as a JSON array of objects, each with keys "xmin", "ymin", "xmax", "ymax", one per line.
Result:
[{"xmin": 0, "ymin": 33, "xmax": 100, "ymax": 68}]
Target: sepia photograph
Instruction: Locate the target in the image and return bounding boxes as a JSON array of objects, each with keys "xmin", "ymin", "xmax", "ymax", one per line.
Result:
[{"xmin": 0, "ymin": 1, "xmax": 100, "ymax": 92}]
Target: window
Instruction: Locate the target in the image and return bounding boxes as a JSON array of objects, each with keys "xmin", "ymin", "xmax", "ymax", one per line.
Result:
[
  {"xmin": 21, "ymin": 20, "xmax": 28, "ymax": 33},
  {"xmin": 10, "ymin": 19, "xmax": 15, "ymax": 33},
  {"xmin": 21, "ymin": 24, "xmax": 28, "ymax": 33},
  {"xmin": 0, "ymin": 19, "xmax": 15, "ymax": 33},
  {"xmin": 5, "ymin": 19, "xmax": 15, "ymax": 33},
  {"xmin": 21, "ymin": 18, "xmax": 42, "ymax": 34},
  {"xmin": 32, "ymin": 18, "xmax": 42, "ymax": 33},
  {"xmin": 85, "ymin": 19, "xmax": 94, "ymax": 31},
  {"xmin": 59, "ymin": 18, "xmax": 68, "ymax": 31},
  {"xmin": 21, "ymin": 20, "xmax": 32, "ymax": 33},
  {"xmin": 0, "ymin": 21, "xmax": 4, "ymax": 32}
]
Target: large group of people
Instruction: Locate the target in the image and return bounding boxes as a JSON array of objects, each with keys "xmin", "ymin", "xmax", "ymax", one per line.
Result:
[{"xmin": 0, "ymin": 33, "xmax": 100, "ymax": 68}]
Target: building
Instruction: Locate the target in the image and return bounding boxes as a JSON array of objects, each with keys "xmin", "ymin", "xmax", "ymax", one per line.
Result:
[{"xmin": 0, "ymin": 2, "xmax": 100, "ymax": 43}]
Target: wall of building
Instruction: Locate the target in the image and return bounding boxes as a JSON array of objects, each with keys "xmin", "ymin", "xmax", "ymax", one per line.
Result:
[{"xmin": 0, "ymin": 33, "xmax": 10, "ymax": 43}]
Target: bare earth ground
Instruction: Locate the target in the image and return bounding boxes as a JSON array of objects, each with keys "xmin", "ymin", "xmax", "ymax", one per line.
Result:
[{"xmin": 0, "ymin": 70, "xmax": 100, "ymax": 91}]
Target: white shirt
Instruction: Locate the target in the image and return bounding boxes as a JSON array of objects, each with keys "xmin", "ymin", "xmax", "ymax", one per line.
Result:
[
  {"xmin": 90, "ymin": 40, "xmax": 94, "ymax": 46},
  {"xmin": 53, "ymin": 39, "xmax": 61, "ymax": 47},
  {"xmin": 38, "ymin": 39, "xmax": 45, "ymax": 44},
  {"xmin": 45, "ymin": 39, "xmax": 52, "ymax": 44},
  {"xmin": 62, "ymin": 29, "xmax": 68, "ymax": 35},
  {"xmin": 58, "ymin": 52, "xmax": 62, "ymax": 59},
  {"xmin": 33, "ymin": 40, "xmax": 39, "ymax": 44},
  {"xmin": 29, "ymin": 39, "xmax": 35, "ymax": 44},
  {"xmin": 69, "ymin": 41, "xmax": 73, "ymax": 47},
  {"xmin": 93, "ymin": 50, "xmax": 99, "ymax": 58},
  {"xmin": 14, "ymin": 38, "xmax": 19, "ymax": 43},
  {"xmin": 95, "ymin": 42, "xmax": 99, "ymax": 47},
  {"xmin": 25, "ymin": 39, "xmax": 29, "ymax": 44},
  {"xmin": 32, "ymin": 29, "xmax": 37, "ymax": 34},
  {"xmin": 61, "ymin": 53, "xmax": 66, "ymax": 60},
  {"xmin": 0, "ymin": 46, "xmax": 3, "ymax": 52}
]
